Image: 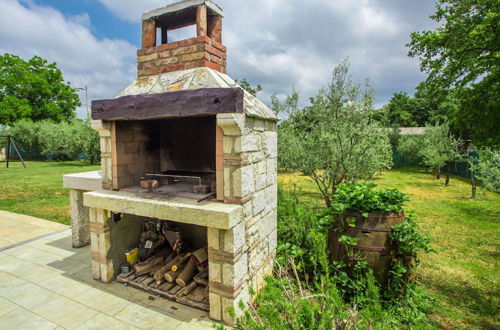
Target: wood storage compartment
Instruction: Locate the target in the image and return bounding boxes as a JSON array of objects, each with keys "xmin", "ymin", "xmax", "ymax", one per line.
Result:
[
  {"xmin": 328, "ymin": 211, "xmax": 405, "ymax": 285},
  {"xmin": 116, "ymin": 219, "xmax": 210, "ymax": 311}
]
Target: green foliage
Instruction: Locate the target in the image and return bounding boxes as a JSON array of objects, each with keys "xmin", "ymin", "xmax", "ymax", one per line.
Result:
[
  {"xmin": 233, "ymin": 188, "xmax": 435, "ymax": 329},
  {"xmin": 236, "ymin": 78, "xmax": 262, "ymax": 96},
  {"xmin": 8, "ymin": 119, "xmax": 99, "ymax": 162},
  {"xmin": 278, "ymin": 60, "xmax": 393, "ymax": 207},
  {"xmin": 330, "ymin": 183, "xmax": 410, "ymax": 215},
  {"xmin": 386, "ymin": 212, "xmax": 433, "ymax": 300},
  {"xmin": 408, "ymin": 0, "xmax": 500, "ymax": 147},
  {"xmin": 397, "ymin": 134, "xmax": 425, "ymax": 164},
  {"xmin": 419, "ymin": 122, "xmax": 462, "ymax": 178},
  {"xmin": 0, "ymin": 54, "xmax": 80, "ymax": 125},
  {"xmin": 469, "ymin": 149, "xmax": 500, "ymax": 193},
  {"xmin": 276, "ymin": 185, "xmax": 332, "ymax": 276}
]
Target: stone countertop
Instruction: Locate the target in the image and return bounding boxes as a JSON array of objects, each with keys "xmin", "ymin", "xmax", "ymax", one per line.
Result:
[
  {"xmin": 83, "ymin": 190, "xmax": 243, "ymax": 230},
  {"xmin": 63, "ymin": 171, "xmax": 102, "ymax": 191}
]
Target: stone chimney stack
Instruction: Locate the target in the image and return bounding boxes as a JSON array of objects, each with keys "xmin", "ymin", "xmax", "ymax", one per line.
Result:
[{"xmin": 137, "ymin": 0, "xmax": 227, "ymax": 77}]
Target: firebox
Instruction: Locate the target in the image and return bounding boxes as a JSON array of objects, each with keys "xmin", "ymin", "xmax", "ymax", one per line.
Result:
[{"xmin": 83, "ymin": 0, "xmax": 278, "ymax": 324}]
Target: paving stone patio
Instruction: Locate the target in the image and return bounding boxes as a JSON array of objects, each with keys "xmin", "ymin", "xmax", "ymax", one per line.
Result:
[{"xmin": 0, "ymin": 212, "xmax": 214, "ymax": 329}]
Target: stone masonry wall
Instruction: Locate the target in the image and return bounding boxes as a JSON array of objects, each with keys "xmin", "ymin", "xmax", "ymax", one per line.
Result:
[{"xmin": 209, "ymin": 113, "xmax": 278, "ymax": 323}]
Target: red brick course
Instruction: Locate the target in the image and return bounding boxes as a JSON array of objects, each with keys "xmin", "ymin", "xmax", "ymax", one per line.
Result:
[{"xmin": 137, "ymin": 36, "xmax": 227, "ymax": 77}]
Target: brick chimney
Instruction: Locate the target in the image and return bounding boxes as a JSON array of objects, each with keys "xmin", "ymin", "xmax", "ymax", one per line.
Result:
[{"xmin": 137, "ymin": 0, "xmax": 227, "ymax": 77}]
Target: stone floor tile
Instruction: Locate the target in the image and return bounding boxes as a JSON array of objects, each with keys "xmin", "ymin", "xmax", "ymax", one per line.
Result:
[
  {"xmin": 74, "ymin": 312, "xmax": 139, "ymax": 330},
  {"xmin": 0, "ymin": 237, "xmax": 14, "ymax": 249},
  {"xmin": 0, "ymin": 307, "xmax": 60, "ymax": 330},
  {"xmin": 37, "ymin": 275, "xmax": 92, "ymax": 298},
  {"xmin": 114, "ymin": 304, "xmax": 183, "ymax": 329},
  {"xmin": 1, "ymin": 244, "xmax": 37, "ymax": 258},
  {"xmin": 32, "ymin": 296, "xmax": 98, "ymax": 330},
  {"xmin": 73, "ymin": 287, "xmax": 130, "ymax": 316},
  {"xmin": 9, "ymin": 261, "xmax": 62, "ymax": 283},
  {"xmin": 0, "ymin": 270, "xmax": 26, "ymax": 291},
  {"xmin": 45, "ymin": 258, "xmax": 89, "ymax": 275},
  {"xmin": 0, "ymin": 296, "xmax": 18, "ymax": 317},
  {"xmin": 0, "ymin": 253, "xmax": 28, "ymax": 272},
  {"xmin": 9, "ymin": 247, "xmax": 62, "ymax": 266},
  {"xmin": 175, "ymin": 320, "xmax": 214, "ymax": 330},
  {"xmin": 0, "ymin": 282, "xmax": 60, "ymax": 311}
]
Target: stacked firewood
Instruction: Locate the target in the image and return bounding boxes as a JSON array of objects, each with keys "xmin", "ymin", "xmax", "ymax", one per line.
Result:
[{"xmin": 118, "ymin": 220, "xmax": 209, "ymax": 310}]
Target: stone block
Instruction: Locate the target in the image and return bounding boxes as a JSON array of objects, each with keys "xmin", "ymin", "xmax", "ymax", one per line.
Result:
[
  {"xmin": 224, "ymin": 222, "xmax": 245, "ymax": 254},
  {"xmin": 223, "ymin": 136, "xmax": 234, "ymax": 154},
  {"xmin": 232, "ymin": 165, "xmax": 254, "ymax": 198},
  {"xmin": 259, "ymin": 210, "xmax": 277, "ymax": 240},
  {"xmin": 209, "ymin": 293, "xmax": 222, "ymax": 321},
  {"xmin": 224, "ymin": 167, "xmax": 232, "ymax": 198},
  {"xmin": 269, "ymin": 230, "xmax": 277, "ymax": 256},
  {"xmin": 254, "ymin": 163, "xmax": 267, "ymax": 191},
  {"xmin": 207, "ymin": 227, "xmax": 220, "ymax": 250},
  {"xmin": 217, "ymin": 113, "xmax": 246, "ymax": 136},
  {"xmin": 262, "ymin": 131, "xmax": 278, "ymax": 158},
  {"xmin": 209, "ymin": 262, "xmax": 222, "ymax": 283},
  {"xmin": 254, "ymin": 118, "xmax": 265, "ymax": 131},
  {"xmin": 69, "ymin": 190, "xmax": 90, "ymax": 248},
  {"xmin": 234, "ymin": 134, "xmax": 260, "ymax": 153},
  {"xmin": 266, "ymin": 158, "xmax": 278, "ymax": 187},
  {"xmin": 265, "ymin": 184, "xmax": 278, "ymax": 214},
  {"xmin": 252, "ymin": 189, "xmax": 266, "ymax": 216}
]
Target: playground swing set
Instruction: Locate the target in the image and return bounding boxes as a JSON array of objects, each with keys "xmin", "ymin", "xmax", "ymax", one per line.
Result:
[{"xmin": 0, "ymin": 135, "xmax": 26, "ymax": 168}]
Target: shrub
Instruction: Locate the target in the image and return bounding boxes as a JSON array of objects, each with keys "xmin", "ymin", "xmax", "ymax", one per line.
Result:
[
  {"xmin": 330, "ymin": 183, "xmax": 410, "ymax": 215},
  {"xmin": 233, "ymin": 187, "xmax": 435, "ymax": 329},
  {"xmin": 7, "ymin": 119, "xmax": 99, "ymax": 162},
  {"xmin": 470, "ymin": 149, "xmax": 500, "ymax": 193}
]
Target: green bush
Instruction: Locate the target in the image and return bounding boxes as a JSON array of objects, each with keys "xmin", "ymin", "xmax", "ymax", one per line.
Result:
[
  {"xmin": 8, "ymin": 119, "xmax": 99, "ymax": 162},
  {"xmin": 330, "ymin": 183, "xmax": 410, "ymax": 215},
  {"xmin": 232, "ymin": 186, "xmax": 435, "ymax": 329}
]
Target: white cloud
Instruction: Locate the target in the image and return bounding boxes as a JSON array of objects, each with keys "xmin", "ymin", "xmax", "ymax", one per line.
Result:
[{"xmin": 0, "ymin": 0, "xmax": 136, "ymax": 118}]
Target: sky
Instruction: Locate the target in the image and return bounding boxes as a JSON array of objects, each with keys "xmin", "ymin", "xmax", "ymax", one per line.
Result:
[{"xmin": 0, "ymin": 0, "xmax": 438, "ymax": 118}]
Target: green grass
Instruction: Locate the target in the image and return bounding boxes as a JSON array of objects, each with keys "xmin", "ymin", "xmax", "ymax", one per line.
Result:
[
  {"xmin": 0, "ymin": 161, "xmax": 497, "ymax": 328},
  {"xmin": 0, "ymin": 160, "xmax": 100, "ymax": 224},
  {"xmin": 280, "ymin": 168, "xmax": 500, "ymax": 329}
]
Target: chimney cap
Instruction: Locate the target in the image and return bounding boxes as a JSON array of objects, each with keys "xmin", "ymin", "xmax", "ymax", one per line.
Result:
[{"xmin": 142, "ymin": 0, "xmax": 223, "ymax": 21}]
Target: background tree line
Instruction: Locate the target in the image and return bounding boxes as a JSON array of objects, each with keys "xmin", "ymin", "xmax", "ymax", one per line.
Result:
[{"xmin": 0, "ymin": 53, "xmax": 99, "ymax": 163}]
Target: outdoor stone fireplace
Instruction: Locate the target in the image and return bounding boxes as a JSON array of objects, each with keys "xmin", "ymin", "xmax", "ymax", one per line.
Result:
[{"xmin": 80, "ymin": 0, "xmax": 278, "ymax": 323}]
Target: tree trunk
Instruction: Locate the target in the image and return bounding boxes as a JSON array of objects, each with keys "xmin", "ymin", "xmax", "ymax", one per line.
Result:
[
  {"xmin": 436, "ymin": 167, "xmax": 440, "ymax": 179},
  {"xmin": 471, "ymin": 172, "xmax": 477, "ymax": 199},
  {"xmin": 445, "ymin": 172, "xmax": 450, "ymax": 186}
]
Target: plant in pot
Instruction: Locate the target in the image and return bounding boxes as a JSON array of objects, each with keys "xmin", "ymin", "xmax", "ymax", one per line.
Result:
[{"xmin": 328, "ymin": 183, "xmax": 410, "ymax": 287}]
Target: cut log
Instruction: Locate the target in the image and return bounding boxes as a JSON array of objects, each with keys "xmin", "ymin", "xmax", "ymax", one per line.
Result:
[
  {"xmin": 153, "ymin": 254, "xmax": 179, "ymax": 283},
  {"xmin": 171, "ymin": 253, "xmax": 192, "ymax": 272},
  {"xmin": 165, "ymin": 270, "xmax": 180, "ymax": 283},
  {"xmin": 180, "ymin": 281, "xmax": 198, "ymax": 296},
  {"xmin": 134, "ymin": 256, "xmax": 164, "ymax": 276},
  {"xmin": 194, "ymin": 268, "xmax": 208, "ymax": 286},
  {"xmin": 176, "ymin": 258, "xmax": 197, "ymax": 287}
]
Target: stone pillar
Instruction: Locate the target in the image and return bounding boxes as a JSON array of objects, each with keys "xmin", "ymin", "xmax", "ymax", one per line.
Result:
[
  {"xmin": 91, "ymin": 120, "xmax": 113, "ymax": 190},
  {"xmin": 207, "ymin": 224, "xmax": 249, "ymax": 323},
  {"xmin": 88, "ymin": 207, "xmax": 114, "ymax": 282},
  {"xmin": 69, "ymin": 189, "xmax": 90, "ymax": 248}
]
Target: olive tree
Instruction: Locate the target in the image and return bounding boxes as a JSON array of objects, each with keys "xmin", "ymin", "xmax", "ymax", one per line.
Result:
[
  {"xmin": 279, "ymin": 61, "xmax": 392, "ymax": 207},
  {"xmin": 419, "ymin": 122, "xmax": 461, "ymax": 184},
  {"xmin": 469, "ymin": 149, "xmax": 500, "ymax": 198}
]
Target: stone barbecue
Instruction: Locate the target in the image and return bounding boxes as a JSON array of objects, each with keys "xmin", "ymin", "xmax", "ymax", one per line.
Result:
[{"xmin": 79, "ymin": 0, "xmax": 277, "ymax": 324}]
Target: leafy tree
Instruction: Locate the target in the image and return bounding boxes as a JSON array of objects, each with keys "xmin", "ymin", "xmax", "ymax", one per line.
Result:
[
  {"xmin": 419, "ymin": 122, "xmax": 462, "ymax": 184},
  {"xmin": 408, "ymin": 0, "xmax": 500, "ymax": 147},
  {"xmin": 469, "ymin": 149, "xmax": 500, "ymax": 196},
  {"xmin": 381, "ymin": 92, "xmax": 419, "ymax": 127},
  {"xmin": 236, "ymin": 78, "xmax": 262, "ymax": 96},
  {"xmin": 397, "ymin": 134, "xmax": 424, "ymax": 165},
  {"xmin": 270, "ymin": 88, "xmax": 300, "ymax": 116},
  {"xmin": 278, "ymin": 61, "xmax": 393, "ymax": 207},
  {"xmin": 0, "ymin": 54, "xmax": 80, "ymax": 125}
]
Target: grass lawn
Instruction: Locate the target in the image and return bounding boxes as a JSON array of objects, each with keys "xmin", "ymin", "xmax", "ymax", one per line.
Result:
[
  {"xmin": 0, "ymin": 161, "xmax": 497, "ymax": 328},
  {"xmin": 280, "ymin": 168, "xmax": 500, "ymax": 329},
  {"xmin": 0, "ymin": 160, "xmax": 100, "ymax": 224}
]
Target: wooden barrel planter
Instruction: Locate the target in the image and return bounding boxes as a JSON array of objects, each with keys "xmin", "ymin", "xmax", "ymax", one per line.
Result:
[{"xmin": 328, "ymin": 211, "xmax": 405, "ymax": 286}]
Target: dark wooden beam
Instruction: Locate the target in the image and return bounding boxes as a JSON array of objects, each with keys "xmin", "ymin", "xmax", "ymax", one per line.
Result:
[{"xmin": 91, "ymin": 88, "xmax": 244, "ymax": 121}]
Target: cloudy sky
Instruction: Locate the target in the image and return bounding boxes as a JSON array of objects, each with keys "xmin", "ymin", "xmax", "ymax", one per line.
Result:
[{"xmin": 0, "ymin": 0, "xmax": 437, "ymax": 117}]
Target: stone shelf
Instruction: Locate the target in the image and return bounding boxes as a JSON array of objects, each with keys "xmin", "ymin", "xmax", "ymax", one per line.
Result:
[{"xmin": 83, "ymin": 190, "xmax": 243, "ymax": 230}]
